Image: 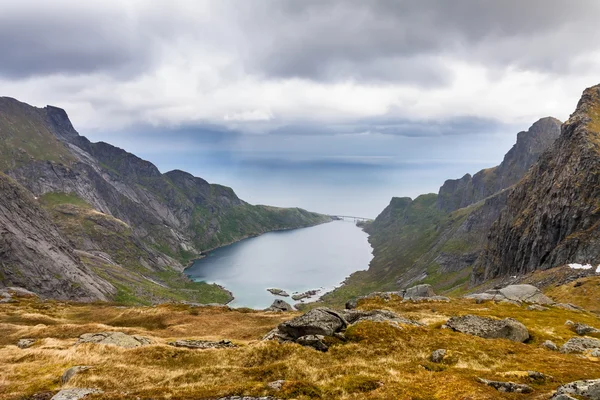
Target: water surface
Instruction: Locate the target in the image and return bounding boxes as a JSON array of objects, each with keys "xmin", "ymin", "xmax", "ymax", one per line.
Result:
[{"xmin": 186, "ymin": 221, "xmax": 372, "ymax": 308}]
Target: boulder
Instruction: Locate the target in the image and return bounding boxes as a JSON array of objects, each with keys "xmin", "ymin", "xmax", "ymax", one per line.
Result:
[
  {"xmin": 341, "ymin": 309, "xmax": 423, "ymax": 327},
  {"xmin": 267, "ymin": 380, "xmax": 285, "ymax": 391},
  {"xmin": 296, "ymin": 335, "xmax": 328, "ymax": 352},
  {"xmin": 77, "ymin": 332, "xmax": 152, "ymax": 348},
  {"xmin": 498, "ymin": 284, "xmax": 554, "ymax": 304},
  {"xmin": 168, "ymin": 339, "xmax": 235, "ymax": 349},
  {"xmin": 277, "ymin": 308, "xmax": 347, "ymax": 339},
  {"xmin": 446, "ymin": 315, "xmax": 529, "ymax": 342},
  {"xmin": 266, "ymin": 299, "xmax": 293, "ymax": 312},
  {"xmin": 61, "ymin": 366, "xmax": 92, "ymax": 385},
  {"xmin": 50, "ymin": 388, "xmax": 103, "ymax": 400},
  {"xmin": 403, "ymin": 284, "xmax": 436, "ymax": 300},
  {"xmin": 476, "ymin": 378, "xmax": 533, "ymax": 393},
  {"xmin": 573, "ymin": 322, "xmax": 600, "ymax": 336},
  {"xmin": 542, "ymin": 340, "xmax": 559, "ymax": 351},
  {"xmin": 560, "ymin": 337, "xmax": 600, "ymax": 354},
  {"xmin": 431, "ymin": 349, "xmax": 446, "ymax": 363},
  {"xmin": 552, "ymin": 379, "xmax": 600, "ymax": 399},
  {"xmin": 17, "ymin": 338, "xmax": 36, "ymax": 349}
]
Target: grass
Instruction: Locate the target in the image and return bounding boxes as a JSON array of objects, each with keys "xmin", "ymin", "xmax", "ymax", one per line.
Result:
[{"xmin": 2, "ymin": 290, "xmax": 600, "ymax": 399}]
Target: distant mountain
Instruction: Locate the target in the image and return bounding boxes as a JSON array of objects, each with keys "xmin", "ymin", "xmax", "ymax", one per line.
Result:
[
  {"xmin": 475, "ymin": 84, "xmax": 600, "ymax": 282},
  {"xmin": 322, "ymin": 116, "xmax": 562, "ymax": 305},
  {"xmin": 0, "ymin": 97, "xmax": 330, "ymax": 303}
]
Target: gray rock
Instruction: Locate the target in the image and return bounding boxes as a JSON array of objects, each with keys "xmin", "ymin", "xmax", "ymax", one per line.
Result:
[
  {"xmin": 403, "ymin": 295, "xmax": 450, "ymax": 303},
  {"xmin": 267, "ymin": 380, "xmax": 285, "ymax": 391},
  {"xmin": 431, "ymin": 349, "xmax": 446, "ymax": 363},
  {"xmin": 266, "ymin": 299, "xmax": 293, "ymax": 312},
  {"xmin": 527, "ymin": 304, "xmax": 549, "ymax": 311},
  {"xmin": 542, "ymin": 340, "xmax": 558, "ymax": 351},
  {"xmin": 553, "ymin": 379, "xmax": 600, "ymax": 399},
  {"xmin": 561, "ymin": 337, "xmax": 600, "ymax": 354},
  {"xmin": 341, "ymin": 309, "xmax": 423, "ymax": 327},
  {"xmin": 77, "ymin": 332, "xmax": 152, "ymax": 348},
  {"xmin": 50, "ymin": 388, "xmax": 103, "ymax": 400},
  {"xmin": 296, "ymin": 334, "xmax": 328, "ymax": 352},
  {"xmin": 573, "ymin": 322, "xmax": 600, "ymax": 336},
  {"xmin": 591, "ymin": 349, "xmax": 600, "ymax": 357},
  {"xmin": 446, "ymin": 315, "xmax": 529, "ymax": 342},
  {"xmin": 267, "ymin": 288, "xmax": 289, "ymax": 297},
  {"xmin": 291, "ymin": 290, "xmax": 318, "ymax": 301},
  {"xmin": 262, "ymin": 328, "xmax": 295, "ymax": 342},
  {"xmin": 556, "ymin": 303, "xmax": 584, "ymax": 312},
  {"xmin": 17, "ymin": 338, "xmax": 36, "ymax": 349},
  {"xmin": 551, "ymin": 395, "xmax": 578, "ymax": 400},
  {"xmin": 168, "ymin": 339, "xmax": 235, "ymax": 349},
  {"xmin": 498, "ymin": 284, "xmax": 554, "ymax": 304},
  {"xmin": 61, "ymin": 366, "xmax": 92, "ymax": 385},
  {"xmin": 476, "ymin": 378, "xmax": 533, "ymax": 393},
  {"xmin": 277, "ymin": 308, "xmax": 347, "ymax": 339},
  {"xmin": 403, "ymin": 284, "xmax": 436, "ymax": 300}
]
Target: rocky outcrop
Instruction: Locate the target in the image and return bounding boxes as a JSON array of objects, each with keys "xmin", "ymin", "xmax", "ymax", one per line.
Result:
[
  {"xmin": 437, "ymin": 117, "xmax": 561, "ymax": 213},
  {"xmin": 168, "ymin": 339, "xmax": 235, "ymax": 349},
  {"xmin": 445, "ymin": 315, "xmax": 529, "ymax": 342},
  {"xmin": 267, "ymin": 299, "xmax": 293, "ymax": 312},
  {"xmin": 17, "ymin": 339, "xmax": 36, "ymax": 349},
  {"xmin": 50, "ymin": 388, "xmax": 103, "ymax": 400},
  {"xmin": 61, "ymin": 366, "xmax": 92, "ymax": 385},
  {"xmin": 476, "ymin": 85, "xmax": 600, "ymax": 282},
  {"xmin": 476, "ymin": 378, "xmax": 533, "ymax": 394},
  {"xmin": 560, "ymin": 337, "xmax": 600, "ymax": 354},
  {"xmin": 0, "ymin": 173, "xmax": 114, "ymax": 301},
  {"xmin": 267, "ymin": 288, "xmax": 289, "ymax": 297},
  {"xmin": 77, "ymin": 332, "xmax": 152, "ymax": 348},
  {"xmin": 466, "ymin": 284, "xmax": 553, "ymax": 304},
  {"xmin": 403, "ymin": 284, "xmax": 435, "ymax": 299},
  {"xmin": 552, "ymin": 379, "xmax": 600, "ymax": 399}
]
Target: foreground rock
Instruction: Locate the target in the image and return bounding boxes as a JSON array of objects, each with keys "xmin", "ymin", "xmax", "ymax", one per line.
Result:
[
  {"xmin": 560, "ymin": 337, "xmax": 600, "ymax": 354},
  {"xmin": 17, "ymin": 338, "xmax": 36, "ymax": 349},
  {"xmin": 446, "ymin": 315, "xmax": 529, "ymax": 342},
  {"xmin": 61, "ymin": 366, "xmax": 92, "ymax": 385},
  {"xmin": 168, "ymin": 339, "xmax": 235, "ymax": 349},
  {"xmin": 476, "ymin": 378, "xmax": 533, "ymax": 394},
  {"xmin": 266, "ymin": 299, "xmax": 293, "ymax": 312},
  {"xmin": 265, "ymin": 307, "xmax": 421, "ymax": 351},
  {"xmin": 50, "ymin": 388, "xmax": 103, "ymax": 400},
  {"xmin": 466, "ymin": 284, "xmax": 553, "ymax": 305},
  {"xmin": 77, "ymin": 332, "xmax": 152, "ymax": 348},
  {"xmin": 267, "ymin": 288, "xmax": 289, "ymax": 297},
  {"xmin": 551, "ymin": 379, "xmax": 600, "ymax": 399}
]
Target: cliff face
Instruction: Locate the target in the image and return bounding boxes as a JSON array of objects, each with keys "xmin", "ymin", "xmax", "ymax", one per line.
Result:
[
  {"xmin": 0, "ymin": 97, "xmax": 330, "ymax": 303},
  {"xmin": 475, "ymin": 85, "xmax": 600, "ymax": 282},
  {"xmin": 437, "ymin": 117, "xmax": 562, "ymax": 212},
  {"xmin": 0, "ymin": 173, "xmax": 114, "ymax": 300}
]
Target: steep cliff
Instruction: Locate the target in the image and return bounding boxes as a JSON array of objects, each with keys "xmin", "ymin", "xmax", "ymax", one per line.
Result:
[
  {"xmin": 475, "ymin": 84, "xmax": 600, "ymax": 282},
  {"xmin": 0, "ymin": 96, "xmax": 330, "ymax": 303},
  {"xmin": 437, "ymin": 117, "xmax": 561, "ymax": 212}
]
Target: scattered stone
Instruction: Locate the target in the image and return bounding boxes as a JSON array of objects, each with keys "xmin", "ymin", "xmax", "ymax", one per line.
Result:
[
  {"xmin": 1, "ymin": 287, "xmax": 38, "ymax": 298},
  {"xmin": 403, "ymin": 284, "xmax": 436, "ymax": 300},
  {"xmin": 61, "ymin": 366, "xmax": 92, "ymax": 385},
  {"xmin": 168, "ymin": 339, "xmax": 235, "ymax": 349},
  {"xmin": 446, "ymin": 315, "xmax": 529, "ymax": 342},
  {"xmin": 498, "ymin": 299, "xmax": 522, "ymax": 306},
  {"xmin": 466, "ymin": 284, "xmax": 553, "ymax": 305},
  {"xmin": 590, "ymin": 349, "xmax": 600, "ymax": 357},
  {"xmin": 542, "ymin": 340, "xmax": 559, "ymax": 351},
  {"xmin": 277, "ymin": 308, "xmax": 347, "ymax": 339},
  {"xmin": 556, "ymin": 303, "xmax": 583, "ymax": 312},
  {"xmin": 266, "ymin": 299, "xmax": 293, "ymax": 312},
  {"xmin": 476, "ymin": 378, "xmax": 533, "ymax": 394},
  {"xmin": 431, "ymin": 349, "xmax": 446, "ymax": 363},
  {"xmin": 341, "ymin": 309, "xmax": 423, "ymax": 327},
  {"xmin": 17, "ymin": 338, "xmax": 36, "ymax": 349},
  {"xmin": 296, "ymin": 334, "xmax": 328, "ymax": 352},
  {"xmin": 77, "ymin": 332, "xmax": 152, "ymax": 348},
  {"xmin": 526, "ymin": 371, "xmax": 550, "ymax": 382},
  {"xmin": 403, "ymin": 295, "xmax": 450, "ymax": 303},
  {"xmin": 267, "ymin": 288, "xmax": 289, "ymax": 297},
  {"xmin": 572, "ymin": 322, "xmax": 600, "ymax": 336},
  {"xmin": 50, "ymin": 388, "xmax": 103, "ymax": 400},
  {"xmin": 267, "ymin": 380, "xmax": 285, "ymax": 391},
  {"xmin": 291, "ymin": 290, "xmax": 319, "ymax": 301},
  {"xmin": 552, "ymin": 379, "xmax": 600, "ymax": 399},
  {"xmin": 345, "ymin": 291, "xmax": 401, "ymax": 310},
  {"xmin": 527, "ymin": 304, "xmax": 549, "ymax": 311},
  {"xmin": 561, "ymin": 337, "xmax": 600, "ymax": 354}
]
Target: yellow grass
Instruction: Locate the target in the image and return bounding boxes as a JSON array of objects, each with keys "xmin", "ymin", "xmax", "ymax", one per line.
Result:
[{"xmin": 1, "ymin": 295, "xmax": 600, "ymax": 399}]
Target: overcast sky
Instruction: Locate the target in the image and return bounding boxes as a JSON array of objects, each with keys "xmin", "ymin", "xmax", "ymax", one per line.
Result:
[{"xmin": 2, "ymin": 0, "xmax": 600, "ymax": 217}]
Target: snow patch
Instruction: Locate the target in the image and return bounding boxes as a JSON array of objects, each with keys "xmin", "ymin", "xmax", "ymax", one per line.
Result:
[
  {"xmin": 568, "ymin": 263, "xmax": 593, "ymax": 270},
  {"xmin": 597, "ymin": 265, "xmax": 600, "ymax": 273}
]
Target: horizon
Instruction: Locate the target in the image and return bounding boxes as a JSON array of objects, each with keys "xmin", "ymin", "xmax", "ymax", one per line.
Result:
[{"xmin": 3, "ymin": 1, "xmax": 600, "ymax": 217}]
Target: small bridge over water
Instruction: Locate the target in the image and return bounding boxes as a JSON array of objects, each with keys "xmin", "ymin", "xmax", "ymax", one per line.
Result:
[{"xmin": 330, "ymin": 215, "xmax": 373, "ymax": 223}]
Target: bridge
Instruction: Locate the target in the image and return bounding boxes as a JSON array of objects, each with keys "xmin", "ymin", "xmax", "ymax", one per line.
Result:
[{"xmin": 330, "ymin": 215, "xmax": 373, "ymax": 223}]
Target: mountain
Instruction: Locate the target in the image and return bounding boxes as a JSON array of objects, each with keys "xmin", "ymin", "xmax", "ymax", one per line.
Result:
[
  {"xmin": 322, "ymin": 116, "xmax": 561, "ymax": 305},
  {"xmin": 0, "ymin": 97, "xmax": 331, "ymax": 303},
  {"xmin": 475, "ymin": 84, "xmax": 600, "ymax": 282}
]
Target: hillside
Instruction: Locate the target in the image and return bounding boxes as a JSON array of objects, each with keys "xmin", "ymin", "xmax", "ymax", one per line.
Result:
[
  {"xmin": 322, "ymin": 118, "xmax": 561, "ymax": 305},
  {"xmin": 0, "ymin": 97, "xmax": 331, "ymax": 304}
]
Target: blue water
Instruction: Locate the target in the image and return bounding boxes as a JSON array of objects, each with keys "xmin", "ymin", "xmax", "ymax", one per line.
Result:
[{"xmin": 185, "ymin": 221, "xmax": 373, "ymax": 309}]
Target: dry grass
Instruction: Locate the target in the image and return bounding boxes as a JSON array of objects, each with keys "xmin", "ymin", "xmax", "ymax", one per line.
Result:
[{"xmin": 1, "ymin": 295, "xmax": 600, "ymax": 400}]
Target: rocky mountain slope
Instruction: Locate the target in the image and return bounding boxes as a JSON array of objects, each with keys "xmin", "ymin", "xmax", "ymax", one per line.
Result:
[
  {"xmin": 322, "ymin": 117, "xmax": 561, "ymax": 305},
  {"xmin": 0, "ymin": 97, "xmax": 330, "ymax": 303},
  {"xmin": 475, "ymin": 84, "xmax": 600, "ymax": 282}
]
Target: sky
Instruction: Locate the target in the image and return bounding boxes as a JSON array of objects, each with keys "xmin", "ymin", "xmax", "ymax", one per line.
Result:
[{"xmin": 2, "ymin": 0, "xmax": 600, "ymax": 217}]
